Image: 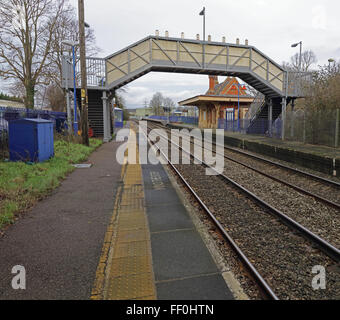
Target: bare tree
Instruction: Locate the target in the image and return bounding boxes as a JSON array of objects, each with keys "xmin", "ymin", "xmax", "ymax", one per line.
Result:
[
  {"xmin": 0, "ymin": 0, "xmax": 66, "ymax": 109},
  {"xmin": 115, "ymin": 93, "xmax": 126, "ymax": 109},
  {"xmin": 284, "ymin": 50, "xmax": 317, "ymax": 72},
  {"xmin": 149, "ymin": 92, "xmax": 164, "ymax": 115},
  {"xmin": 163, "ymin": 97, "xmax": 175, "ymax": 112},
  {"xmin": 305, "ymin": 62, "xmax": 340, "ymax": 111},
  {"xmin": 8, "ymin": 79, "xmax": 26, "ymax": 100},
  {"xmin": 43, "ymin": 4, "xmax": 100, "ymax": 111},
  {"xmin": 45, "ymin": 84, "xmax": 65, "ymax": 111},
  {"xmin": 143, "ymin": 99, "xmax": 149, "ymax": 109}
]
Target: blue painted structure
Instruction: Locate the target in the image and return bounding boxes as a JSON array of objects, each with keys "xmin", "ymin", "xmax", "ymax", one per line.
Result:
[
  {"xmin": 0, "ymin": 107, "xmax": 67, "ymax": 132},
  {"xmin": 148, "ymin": 115, "xmax": 199, "ymax": 126},
  {"xmin": 114, "ymin": 107, "xmax": 124, "ymax": 128},
  {"xmin": 9, "ymin": 118, "xmax": 54, "ymax": 162}
]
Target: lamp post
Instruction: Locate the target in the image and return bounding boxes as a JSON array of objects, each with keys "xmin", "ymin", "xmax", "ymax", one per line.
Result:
[
  {"xmin": 199, "ymin": 7, "xmax": 206, "ymax": 68},
  {"xmin": 328, "ymin": 58, "xmax": 335, "ymax": 71},
  {"xmin": 236, "ymin": 82, "xmax": 245, "ymax": 132},
  {"xmin": 62, "ymin": 40, "xmax": 79, "ymax": 135},
  {"xmin": 291, "ymin": 41, "xmax": 303, "ymax": 72},
  {"xmin": 64, "ymin": 56, "xmax": 72, "ymax": 134},
  {"xmin": 199, "ymin": 7, "xmax": 206, "ymax": 41}
]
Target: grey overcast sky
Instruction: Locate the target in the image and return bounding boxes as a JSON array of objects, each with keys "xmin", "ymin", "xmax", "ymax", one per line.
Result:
[{"xmin": 2, "ymin": 0, "xmax": 340, "ymax": 109}]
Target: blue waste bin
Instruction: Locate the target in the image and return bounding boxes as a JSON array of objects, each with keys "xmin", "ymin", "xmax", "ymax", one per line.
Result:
[{"xmin": 9, "ymin": 118, "xmax": 54, "ymax": 162}]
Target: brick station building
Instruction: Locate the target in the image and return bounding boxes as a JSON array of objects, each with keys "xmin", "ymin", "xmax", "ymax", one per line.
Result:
[{"xmin": 179, "ymin": 76, "xmax": 254, "ymax": 129}]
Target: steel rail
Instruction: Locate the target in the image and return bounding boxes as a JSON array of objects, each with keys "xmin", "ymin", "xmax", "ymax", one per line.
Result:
[
  {"xmin": 148, "ymin": 119, "xmax": 340, "ymax": 188},
  {"xmin": 146, "ymin": 123, "xmax": 340, "ymax": 262},
  {"xmin": 222, "ymin": 144, "xmax": 340, "ymax": 188},
  {"xmin": 138, "ymin": 124, "xmax": 279, "ymax": 301},
  {"xmin": 148, "ymin": 121, "xmax": 340, "ymax": 209}
]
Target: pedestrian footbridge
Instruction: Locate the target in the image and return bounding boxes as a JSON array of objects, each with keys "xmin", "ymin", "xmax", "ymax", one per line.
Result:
[{"xmin": 62, "ymin": 35, "xmax": 307, "ymax": 140}]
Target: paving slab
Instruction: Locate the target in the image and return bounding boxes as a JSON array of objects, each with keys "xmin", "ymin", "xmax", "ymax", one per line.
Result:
[
  {"xmin": 141, "ymin": 157, "xmax": 234, "ymax": 300},
  {"xmin": 147, "ymin": 203, "xmax": 194, "ymax": 233},
  {"xmin": 156, "ymin": 274, "xmax": 233, "ymax": 300},
  {"xmin": 151, "ymin": 229, "xmax": 219, "ymax": 281}
]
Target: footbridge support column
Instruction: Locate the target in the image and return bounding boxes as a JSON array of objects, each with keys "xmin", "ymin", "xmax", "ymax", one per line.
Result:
[
  {"xmin": 290, "ymin": 99, "xmax": 295, "ymax": 138},
  {"xmin": 102, "ymin": 91, "xmax": 111, "ymax": 142},
  {"xmin": 281, "ymin": 97, "xmax": 287, "ymax": 141},
  {"xmin": 268, "ymin": 99, "xmax": 273, "ymax": 137}
]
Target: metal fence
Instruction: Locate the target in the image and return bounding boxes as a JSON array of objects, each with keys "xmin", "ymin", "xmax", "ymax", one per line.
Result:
[
  {"xmin": 148, "ymin": 115, "xmax": 199, "ymax": 126},
  {"xmin": 284, "ymin": 108, "xmax": 340, "ymax": 148},
  {"xmin": 218, "ymin": 118, "xmax": 282, "ymax": 139},
  {"xmin": 148, "ymin": 110, "xmax": 339, "ymax": 148},
  {"xmin": 0, "ymin": 107, "xmax": 67, "ymax": 159},
  {"xmin": 219, "ymin": 109, "xmax": 339, "ymax": 148}
]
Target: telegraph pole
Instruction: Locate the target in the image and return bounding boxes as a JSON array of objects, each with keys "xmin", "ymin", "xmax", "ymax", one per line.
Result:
[{"xmin": 78, "ymin": 0, "xmax": 89, "ymax": 146}]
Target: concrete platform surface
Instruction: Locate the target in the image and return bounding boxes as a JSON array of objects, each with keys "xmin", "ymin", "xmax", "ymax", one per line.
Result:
[
  {"xmin": 0, "ymin": 140, "xmax": 123, "ymax": 300},
  {"xmin": 91, "ymin": 128, "xmax": 233, "ymax": 300},
  {"xmin": 141, "ymin": 137, "xmax": 233, "ymax": 300},
  {"xmin": 0, "ymin": 127, "xmax": 234, "ymax": 301}
]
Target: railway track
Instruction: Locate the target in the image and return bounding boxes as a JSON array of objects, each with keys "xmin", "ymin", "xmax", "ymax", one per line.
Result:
[
  {"xmin": 148, "ymin": 120, "xmax": 340, "ymax": 204},
  {"xmin": 138, "ymin": 121, "xmax": 340, "ymax": 300},
  {"xmin": 147, "ymin": 121, "xmax": 340, "ymax": 248}
]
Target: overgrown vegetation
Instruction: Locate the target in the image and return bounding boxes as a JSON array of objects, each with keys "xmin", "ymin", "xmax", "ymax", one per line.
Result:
[
  {"xmin": 284, "ymin": 62, "xmax": 340, "ymax": 147},
  {"xmin": 0, "ymin": 138, "xmax": 102, "ymax": 229}
]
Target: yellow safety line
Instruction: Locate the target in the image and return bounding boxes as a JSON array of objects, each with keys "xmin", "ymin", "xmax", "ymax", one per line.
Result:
[{"xmin": 91, "ymin": 127, "xmax": 156, "ymax": 300}]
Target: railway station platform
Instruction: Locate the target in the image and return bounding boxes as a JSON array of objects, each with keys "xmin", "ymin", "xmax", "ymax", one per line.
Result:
[
  {"xmin": 165, "ymin": 122, "xmax": 340, "ymax": 177},
  {"xmin": 0, "ymin": 125, "xmax": 234, "ymax": 300},
  {"xmin": 91, "ymin": 128, "xmax": 234, "ymax": 300}
]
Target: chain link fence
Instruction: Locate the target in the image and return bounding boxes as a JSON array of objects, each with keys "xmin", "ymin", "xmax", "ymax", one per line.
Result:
[
  {"xmin": 147, "ymin": 110, "xmax": 339, "ymax": 149},
  {"xmin": 148, "ymin": 115, "xmax": 199, "ymax": 126},
  {"xmin": 284, "ymin": 108, "xmax": 340, "ymax": 148}
]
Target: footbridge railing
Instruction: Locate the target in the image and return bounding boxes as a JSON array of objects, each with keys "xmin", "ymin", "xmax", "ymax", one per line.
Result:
[
  {"xmin": 104, "ymin": 35, "xmax": 287, "ymax": 98},
  {"xmin": 61, "ymin": 35, "xmax": 310, "ymax": 100},
  {"xmin": 62, "ymin": 56, "xmax": 106, "ymax": 90}
]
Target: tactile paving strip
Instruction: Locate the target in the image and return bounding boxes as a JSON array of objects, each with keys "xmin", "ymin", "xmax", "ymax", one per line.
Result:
[
  {"xmin": 115, "ymin": 229, "xmax": 149, "ymax": 243},
  {"xmin": 109, "ymin": 256, "xmax": 152, "ymax": 277},
  {"xmin": 92, "ymin": 127, "xmax": 156, "ymax": 300},
  {"xmin": 117, "ymin": 214, "xmax": 147, "ymax": 231},
  {"xmin": 113, "ymin": 241, "xmax": 151, "ymax": 259},
  {"xmin": 106, "ymin": 273, "xmax": 155, "ymax": 300}
]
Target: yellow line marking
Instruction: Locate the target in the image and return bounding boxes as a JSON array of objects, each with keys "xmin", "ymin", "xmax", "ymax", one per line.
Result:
[{"xmin": 91, "ymin": 126, "xmax": 156, "ymax": 300}]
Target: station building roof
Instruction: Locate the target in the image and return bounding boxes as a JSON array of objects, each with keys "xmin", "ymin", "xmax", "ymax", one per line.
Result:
[{"xmin": 179, "ymin": 76, "xmax": 254, "ymax": 107}]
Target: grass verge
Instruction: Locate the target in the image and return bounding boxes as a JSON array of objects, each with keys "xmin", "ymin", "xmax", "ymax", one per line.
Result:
[{"xmin": 0, "ymin": 138, "xmax": 103, "ymax": 229}]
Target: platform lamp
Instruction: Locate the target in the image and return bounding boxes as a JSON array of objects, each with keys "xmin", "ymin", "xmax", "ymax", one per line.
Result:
[
  {"xmin": 199, "ymin": 7, "xmax": 206, "ymax": 42},
  {"xmin": 291, "ymin": 41, "xmax": 303, "ymax": 72},
  {"xmin": 328, "ymin": 58, "xmax": 335, "ymax": 71},
  {"xmin": 62, "ymin": 40, "xmax": 79, "ymax": 135},
  {"xmin": 236, "ymin": 82, "xmax": 246, "ymax": 132}
]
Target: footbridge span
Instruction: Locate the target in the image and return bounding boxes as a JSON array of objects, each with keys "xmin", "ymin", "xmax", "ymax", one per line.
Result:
[{"xmin": 62, "ymin": 34, "xmax": 306, "ymax": 140}]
